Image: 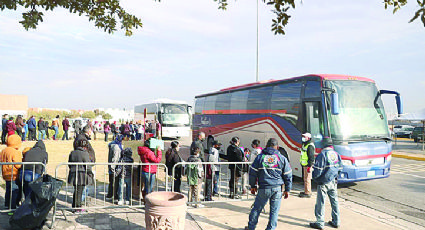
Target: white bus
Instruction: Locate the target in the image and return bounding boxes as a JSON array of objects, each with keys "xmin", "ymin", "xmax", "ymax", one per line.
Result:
[{"xmin": 134, "ymin": 99, "xmax": 191, "ymax": 138}]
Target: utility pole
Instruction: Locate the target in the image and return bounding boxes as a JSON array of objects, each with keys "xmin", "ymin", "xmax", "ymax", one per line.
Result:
[{"xmin": 256, "ymin": 0, "xmax": 259, "ymax": 82}]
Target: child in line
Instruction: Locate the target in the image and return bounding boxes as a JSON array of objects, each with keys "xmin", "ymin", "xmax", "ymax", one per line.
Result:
[{"xmin": 186, "ymin": 147, "xmax": 204, "ymax": 208}]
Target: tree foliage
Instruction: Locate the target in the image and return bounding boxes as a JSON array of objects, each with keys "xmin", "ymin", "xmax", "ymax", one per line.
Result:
[
  {"xmin": 27, "ymin": 109, "xmax": 80, "ymax": 120},
  {"xmin": 102, "ymin": 113, "xmax": 113, "ymax": 120},
  {"xmin": 1, "ymin": 0, "xmax": 424, "ymax": 36},
  {"xmin": 82, "ymin": 111, "xmax": 96, "ymax": 119}
]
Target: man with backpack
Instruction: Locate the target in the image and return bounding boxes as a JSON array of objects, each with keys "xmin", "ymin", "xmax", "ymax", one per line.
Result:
[
  {"xmin": 115, "ymin": 148, "xmax": 134, "ymax": 205},
  {"xmin": 186, "ymin": 147, "xmax": 204, "ymax": 208}
]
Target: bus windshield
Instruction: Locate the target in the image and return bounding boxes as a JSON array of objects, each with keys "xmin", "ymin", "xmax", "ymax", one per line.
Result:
[
  {"xmin": 161, "ymin": 104, "xmax": 190, "ymax": 126},
  {"xmin": 326, "ymin": 80, "xmax": 390, "ymax": 141}
]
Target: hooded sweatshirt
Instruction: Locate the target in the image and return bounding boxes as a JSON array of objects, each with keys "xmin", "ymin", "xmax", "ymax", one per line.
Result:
[
  {"xmin": 0, "ymin": 134, "xmax": 22, "ymax": 181},
  {"xmin": 108, "ymin": 136, "xmax": 123, "ymax": 174},
  {"xmin": 23, "ymin": 140, "xmax": 48, "ymax": 175},
  {"xmin": 6, "ymin": 120, "xmax": 16, "ymax": 135},
  {"xmin": 249, "ymin": 147, "xmax": 293, "ymax": 192}
]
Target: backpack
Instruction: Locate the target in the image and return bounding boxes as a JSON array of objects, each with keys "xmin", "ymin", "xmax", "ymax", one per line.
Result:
[
  {"xmin": 186, "ymin": 164, "xmax": 199, "ymax": 186},
  {"xmin": 114, "ymin": 157, "xmax": 124, "ymax": 177}
]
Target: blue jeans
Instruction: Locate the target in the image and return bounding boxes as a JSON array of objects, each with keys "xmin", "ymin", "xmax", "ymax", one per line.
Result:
[
  {"xmin": 53, "ymin": 126, "xmax": 58, "ymax": 139},
  {"xmin": 248, "ymin": 187, "xmax": 282, "ymax": 230},
  {"xmin": 314, "ymin": 180, "xmax": 340, "ymax": 227},
  {"xmin": 81, "ymin": 187, "xmax": 91, "ymax": 202},
  {"xmin": 62, "ymin": 130, "xmax": 69, "ymax": 140},
  {"xmin": 20, "ymin": 170, "xmax": 41, "ymax": 198},
  {"xmin": 5, "ymin": 180, "xmax": 19, "ymax": 209},
  {"xmin": 38, "ymin": 130, "xmax": 46, "ymax": 140},
  {"xmin": 213, "ymin": 171, "xmax": 220, "ymax": 194},
  {"xmin": 142, "ymin": 172, "xmax": 156, "ymax": 194},
  {"xmin": 118, "ymin": 177, "xmax": 132, "ymax": 201}
]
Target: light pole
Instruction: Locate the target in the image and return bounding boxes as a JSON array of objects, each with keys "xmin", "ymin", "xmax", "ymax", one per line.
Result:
[{"xmin": 256, "ymin": 0, "xmax": 259, "ymax": 82}]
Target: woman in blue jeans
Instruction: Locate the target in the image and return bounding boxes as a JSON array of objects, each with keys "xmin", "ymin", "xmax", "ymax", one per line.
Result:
[
  {"xmin": 138, "ymin": 139, "xmax": 162, "ymax": 198},
  {"xmin": 20, "ymin": 140, "xmax": 48, "ymax": 198}
]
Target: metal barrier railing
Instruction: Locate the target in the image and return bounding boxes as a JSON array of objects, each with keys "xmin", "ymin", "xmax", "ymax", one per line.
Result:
[
  {"xmin": 0, "ymin": 162, "xmax": 47, "ymax": 211},
  {"xmin": 171, "ymin": 161, "xmax": 254, "ymax": 206},
  {"xmin": 52, "ymin": 162, "xmax": 168, "ymax": 225}
]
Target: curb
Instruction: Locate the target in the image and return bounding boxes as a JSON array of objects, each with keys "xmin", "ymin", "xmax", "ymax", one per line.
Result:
[{"xmin": 392, "ymin": 153, "xmax": 425, "ymax": 161}]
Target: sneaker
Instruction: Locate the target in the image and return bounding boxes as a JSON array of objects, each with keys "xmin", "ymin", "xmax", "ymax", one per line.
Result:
[
  {"xmin": 117, "ymin": 200, "xmax": 124, "ymax": 205},
  {"xmin": 125, "ymin": 201, "xmax": 130, "ymax": 205},
  {"xmin": 232, "ymin": 194, "xmax": 241, "ymax": 199},
  {"xmin": 309, "ymin": 222, "xmax": 324, "ymax": 230},
  {"xmin": 299, "ymin": 193, "xmax": 312, "ymax": 198},
  {"xmin": 196, "ymin": 204, "xmax": 205, "ymax": 208},
  {"xmin": 328, "ymin": 221, "xmax": 339, "ymax": 228},
  {"xmin": 74, "ymin": 209, "xmax": 87, "ymax": 214}
]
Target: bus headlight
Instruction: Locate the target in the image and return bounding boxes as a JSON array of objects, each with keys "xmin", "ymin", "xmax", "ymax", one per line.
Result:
[
  {"xmin": 386, "ymin": 155, "xmax": 392, "ymax": 162},
  {"xmin": 342, "ymin": 160, "xmax": 352, "ymax": 166}
]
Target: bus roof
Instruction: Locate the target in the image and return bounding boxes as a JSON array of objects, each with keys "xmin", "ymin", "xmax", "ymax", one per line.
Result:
[
  {"xmin": 135, "ymin": 98, "xmax": 188, "ymax": 107},
  {"xmin": 196, "ymin": 74, "xmax": 375, "ymax": 98}
]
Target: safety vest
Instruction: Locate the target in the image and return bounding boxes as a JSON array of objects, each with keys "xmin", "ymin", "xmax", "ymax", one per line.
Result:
[{"xmin": 300, "ymin": 142, "xmax": 315, "ymax": 166}]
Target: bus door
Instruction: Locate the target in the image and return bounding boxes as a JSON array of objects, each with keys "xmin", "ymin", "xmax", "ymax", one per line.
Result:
[{"xmin": 304, "ymin": 101, "xmax": 324, "ymax": 143}]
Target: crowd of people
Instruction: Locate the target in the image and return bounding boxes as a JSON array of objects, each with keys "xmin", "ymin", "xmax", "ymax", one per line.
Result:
[
  {"xmin": 183, "ymin": 132, "xmax": 342, "ymax": 230},
  {"xmin": 0, "ymin": 114, "xmax": 342, "ymax": 230},
  {"xmin": 1, "ymin": 114, "xmax": 162, "ymax": 144}
]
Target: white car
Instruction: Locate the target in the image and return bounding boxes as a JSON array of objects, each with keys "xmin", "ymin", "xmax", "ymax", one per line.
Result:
[{"xmin": 393, "ymin": 125, "xmax": 414, "ymax": 138}]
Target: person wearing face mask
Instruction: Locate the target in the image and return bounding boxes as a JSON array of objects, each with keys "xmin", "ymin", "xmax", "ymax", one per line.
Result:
[{"xmin": 299, "ymin": 133, "xmax": 315, "ymax": 198}]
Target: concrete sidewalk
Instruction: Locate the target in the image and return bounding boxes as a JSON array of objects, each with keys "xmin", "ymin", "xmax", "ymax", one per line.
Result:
[
  {"xmin": 186, "ymin": 190, "xmax": 424, "ymax": 230},
  {"xmin": 1, "ymin": 188, "xmax": 423, "ymax": 230}
]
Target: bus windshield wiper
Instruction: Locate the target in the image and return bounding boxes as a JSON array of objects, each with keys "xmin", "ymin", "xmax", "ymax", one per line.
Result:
[{"xmin": 361, "ymin": 135, "xmax": 391, "ymax": 141}]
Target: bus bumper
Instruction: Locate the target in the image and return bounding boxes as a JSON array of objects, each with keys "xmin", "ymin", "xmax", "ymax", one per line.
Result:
[
  {"xmin": 162, "ymin": 127, "xmax": 190, "ymax": 138},
  {"xmin": 337, "ymin": 161, "xmax": 391, "ymax": 183}
]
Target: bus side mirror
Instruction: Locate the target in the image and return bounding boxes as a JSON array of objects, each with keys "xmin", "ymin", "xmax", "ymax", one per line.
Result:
[
  {"xmin": 379, "ymin": 90, "xmax": 403, "ymax": 117},
  {"xmin": 396, "ymin": 95, "xmax": 403, "ymax": 116},
  {"xmin": 331, "ymin": 93, "xmax": 340, "ymax": 115}
]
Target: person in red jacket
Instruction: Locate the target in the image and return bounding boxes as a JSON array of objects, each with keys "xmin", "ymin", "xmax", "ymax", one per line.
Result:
[
  {"xmin": 6, "ymin": 117, "xmax": 17, "ymax": 136},
  {"xmin": 137, "ymin": 139, "xmax": 162, "ymax": 198}
]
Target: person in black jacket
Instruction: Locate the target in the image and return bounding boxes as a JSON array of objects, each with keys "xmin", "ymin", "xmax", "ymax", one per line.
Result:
[
  {"xmin": 227, "ymin": 136, "xmax": 244, "ymax": 199},
  {"xmin": 44, "ymin": 120, "xmax": 50, "ymax": 140},
  {"xmin": 74, "ymin": 127, "xmax": 96, "ymax": 163},
  {"xmin": 165, "ymin": 141, "xmax": 182, "ymax": 193},
  {"xmin": 1, "ymin": 114, "xmax": 8, "ymax": 144},
  {"xmin": 116, "ymin": 148, "xmax": 134, "ymax": 205},
  {"xmin": 190, "ymin": 132, "xmax": 208, "ymax": 161},
  {"xmin": 73, "ymin": 128, "xmax": 96, "ymax": 203},
  {"xmin": 68, "ymin": 138, "xmax": 93, "ymax": 212},
  {"xmin": 37, "ymin": 118, "xmax": 46, "ymax": 140},
  {"xmin": 20, "ymin": 140, "xmax": 48, "ymax": 198}
]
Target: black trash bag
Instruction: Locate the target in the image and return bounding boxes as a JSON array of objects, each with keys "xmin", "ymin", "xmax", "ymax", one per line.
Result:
[{"xmin": 9, "ymin": 174, "xmax": 64, "ymax": 229}]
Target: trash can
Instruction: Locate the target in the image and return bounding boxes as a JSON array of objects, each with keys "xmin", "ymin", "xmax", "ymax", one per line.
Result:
[{"xmin": 145, "ymin": 191, "xmax": 187, "ymax": 230}]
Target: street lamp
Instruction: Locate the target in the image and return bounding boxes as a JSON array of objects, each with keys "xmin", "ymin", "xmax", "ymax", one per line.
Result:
[{"xmin": 256, "ymin": 0, "xmax": 259, "ymax": 82}]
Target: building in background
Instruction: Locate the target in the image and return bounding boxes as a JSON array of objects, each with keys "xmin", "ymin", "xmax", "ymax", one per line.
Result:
[
  {"xmin": 96, "ymin": 108, "xmax": 134, "ymax": 122},
  {"xmin": 0, "ymin": 94, "xmax": 28, "ymax": 117}
]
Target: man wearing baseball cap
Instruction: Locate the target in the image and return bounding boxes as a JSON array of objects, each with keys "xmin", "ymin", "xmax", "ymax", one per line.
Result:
[
  {"xmin": 310, "ymin": 137, "xmax": 342, "ymax": 229},
  {"xmin": 299, "ymin": 133, "xmax": 315, "ymax": 198}
]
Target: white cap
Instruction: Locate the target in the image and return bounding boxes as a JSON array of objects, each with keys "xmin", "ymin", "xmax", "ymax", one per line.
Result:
[{"xmin": 302, "ymin": 133, "xmax": 312, "ymax": 139}]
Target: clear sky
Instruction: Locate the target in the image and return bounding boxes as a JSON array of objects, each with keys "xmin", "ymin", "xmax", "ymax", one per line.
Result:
[{"xmin": 0, "ymin": 0, "xmax": 423, "ymax": 116}]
